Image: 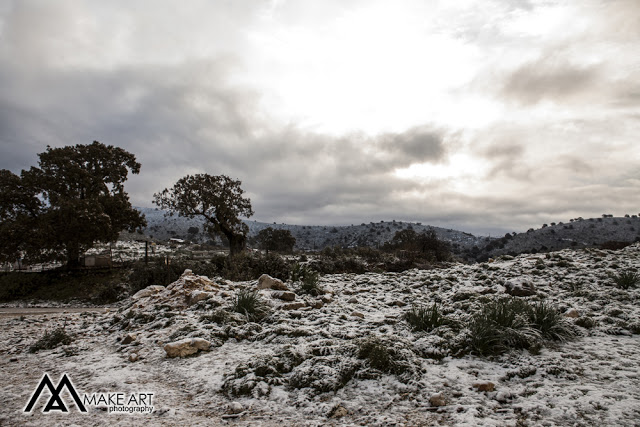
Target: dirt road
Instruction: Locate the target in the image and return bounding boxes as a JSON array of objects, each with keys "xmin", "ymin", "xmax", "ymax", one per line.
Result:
[{"xmin": 0, "ymin": 307, "xmax": 109, "ymax": 317}]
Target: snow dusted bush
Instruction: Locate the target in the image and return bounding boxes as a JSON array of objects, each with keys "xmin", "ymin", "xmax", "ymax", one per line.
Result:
[
  {"xmin": 289, "ymin": 263, "xmax": 323, "ymax": 296},
  {"xmin": 466, "ymin": 297, "xmax": 574, "ymax": 356},
  {"xmin": 404, "ymin": 303, "xmax": 450, "ymax": 332},
  {"xmin": 611, "ymin": 270, "xmax": 640, "ymax": 289},
  {"xmin": 29, "ymin": 327, "xmax": 73, "ymax": 353},
  {"xmin": 356, "ymin": 335, "xmax": 422, "ymax": 381},
  {"xmin": 232, "ymin": 289, "xmax": 269, "ymax": 322}
]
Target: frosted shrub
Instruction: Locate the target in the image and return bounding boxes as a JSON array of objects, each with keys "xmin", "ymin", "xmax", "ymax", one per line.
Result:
[{"xmin": 404, "ymin": 303, "xmax": 449, "ymax": 332}]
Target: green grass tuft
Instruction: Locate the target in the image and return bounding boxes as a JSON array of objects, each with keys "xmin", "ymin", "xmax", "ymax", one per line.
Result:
[
  {"xmin": 29, "ymin": 327, "xmax": 73, "ymax": 353},
  {"xmin": 232, "ymin": 289, "xmax": 268, "ymax": 321},
  {"xmin": 467, "ymin": 297, "xmax": 573, "ymax": 356},
  {"xmin": 404, "ymin": 303, "xmax": 448, "ymax": 332},
  {"xmin": 611, "ymin": 270, "xmax": 640, "ymax": 289}
]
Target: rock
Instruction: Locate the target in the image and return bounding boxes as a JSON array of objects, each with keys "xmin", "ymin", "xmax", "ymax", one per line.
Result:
[
  {"xmin": 227, "ymin": 401, "xmax": 244, "ymax": 414},
  {"xmin": 132, "ymin": 285, "xmax": 165, "ymax": 299},
  {"xmin": 321, "ymin": 294, "xmax": 333, "ymax": 303},
  {"xmin": 186, "ymin": 290, "xmax": 215, "ymax": 305},
  {"xmin": 257, "ymin": 274, "xmax": 288, "ymax": 290},
  {"xmin": 312, "ymin": 299, "xmax": 324, "ymax": 309},
  {"xmin": 565, "ymin": 308, "xmax": 579, "ymax": 318},
  {"xmin": 494, "ymin": 391, "xmax": 513, "ymax": 403},
  {"xmin": 504, "ymin": 279, "xmax": 536, "ymax": 297},
  {"xmin": 281, "ymin": 302, "xmax": 306, "ymax": 310},
  {"xmin": 271, "ymin": 291, "xmax": 296, "ymax": 301},
  {"xmin": 472, "ymin": 382, "xmax": 495, "ymax": 392},
  {"xmin": 389, "ymin": 300, "xmax": 406, "ymax": 307},
  {"xmin": 128, "ymin": 353, "xmax": 139, "ymax": 362},
  {"xmin": 121, "ymin": 334, "xmax": 137, "ymax": 345},
  {"xmin": 347, "ymin": 297, "xmax": 359, "ymax": 304},
  {"xmin": 164, "ymin": 338, "xmax": 211, "ymax": 358},
  {"xmin": 351, "ymin": 311, "xmax": 365, "ymax": 319},
  {"xmin": 9, "ymin": 357, "xmax": 18, "ymax": 362},
  {"xmin": 329, "ymin": 405, "xmax": 348, "ymax": 418},
  {"xmin": 429, "ymin": 393, "xmax": 446, "ymax": 407}
]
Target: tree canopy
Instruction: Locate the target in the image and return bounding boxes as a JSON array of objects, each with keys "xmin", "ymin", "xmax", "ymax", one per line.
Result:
[
  {"xmin": 153, "ymin": 174, "xmax": 253, "ymax": 256},
  {"xmin": 385, "ymin": 228, "xmax": 451, "ymax": 262},
  {"xmin": 0, "ymin": 141, "xmax": 146, "ymax": 268},
  {"xmin": 255, "ymin": 227, "xmax": 296, "ymax": 254}
]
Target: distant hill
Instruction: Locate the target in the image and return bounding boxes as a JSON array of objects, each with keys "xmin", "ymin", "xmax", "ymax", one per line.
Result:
[
  {"xmin": 469, "ymin": 215, "xmax": 640, "ymax": 261},
  {"xmin": 133, "ymin": 207, "xmax": 640, "ymax": 261},
  {"xmin": 134, "ymin": 207, "xmax": 484, "ymax": 253}
]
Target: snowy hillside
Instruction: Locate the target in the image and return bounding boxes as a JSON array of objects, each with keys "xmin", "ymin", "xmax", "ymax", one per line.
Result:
[
  {"xmin": 137, "ymin": 207, "xmax": 487, "ymax": 252},
  {"xmin": 2, "ymin": 244, "xmax": 639, "ymax": 425},
  {"xmin": 136, "ymin": 208, "xmax": 640, "ymax": 261}
]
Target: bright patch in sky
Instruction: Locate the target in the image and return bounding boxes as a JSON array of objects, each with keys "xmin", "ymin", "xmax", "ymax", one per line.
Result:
[
  {"xmin": 395, "ymin": 153, "xmax": 489, "ymax": 183},
  {"xmin": 246, "ymin": 2, "xmax": 485, "ymax": 135}
]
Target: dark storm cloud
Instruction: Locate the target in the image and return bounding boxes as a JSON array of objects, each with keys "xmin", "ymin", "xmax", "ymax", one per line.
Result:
[
  {"xmin": 1, "ymin": 0, "xmax": 639, "ymax": 236},
  {"xmin": 0, "ymin": 34, "xmax": 448, "ymax": 231}
]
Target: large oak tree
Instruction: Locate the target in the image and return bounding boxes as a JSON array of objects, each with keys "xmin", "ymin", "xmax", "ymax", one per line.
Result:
[
  {"xmin": 0, "ymin": 141, "xmax": 146, "ymax": 268},
  {"xmin": 153, "ymin": 174, "xmax": 253, "ymax": 256}
]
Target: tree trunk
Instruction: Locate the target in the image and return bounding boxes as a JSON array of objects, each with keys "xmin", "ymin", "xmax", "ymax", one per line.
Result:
[
  {"xmin": 66, "ymin": 243, "xmax": 81, "ymax": 270},
  {"xmin": 228, "ymin": 234, "xmax": 246, "ymax": 257}
]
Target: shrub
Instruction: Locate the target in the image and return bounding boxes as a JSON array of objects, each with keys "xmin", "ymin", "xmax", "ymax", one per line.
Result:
[
  {"xmin": 356, "ymin": 335, "xmax": 420, "ymax": 379},
  {"xmin": 290, "ymin": 263, "xmax": 322, "ymax": 296},
  {"xmin": 575, "ymin": 316, "xmax": 598, "ymax": 329},
  {"xmin": 611, "ymin": 271, "xmax": 640, "ymax": 289},
  {"xmin": 128, "ymin": 258, "xmax": 186, "ymax": 291},
  {"xmin": 29, "ymin": 327, "xmax": 73, "ymax": 353},
  {"xmin": 232, "ymin": 289, "xmax": 268, "ymax": 321},
  {"xmin": 468, "ymin": 298, "xmax": 538, "ymax": 356},
  {"xmin": 404, "ymin": 303, "xmax": 448, "ymax": 332},
  {"xmin": 467, "ymin": 298, "xmax": 573, "ymax": 356},
  {"xmin": 220, "ymin": 252, "xmax": 291, "ymax": 282},
  {"xmin": 527, "ymin": 301, "xmax": 574, "ymax": 341},
  {"xmin": 0, "ymin": 272, "xmax": 49, "ymax": 301}
]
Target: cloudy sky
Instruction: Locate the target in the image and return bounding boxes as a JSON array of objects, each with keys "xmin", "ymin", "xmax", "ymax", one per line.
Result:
[{"xmin": 1, "ymin": 0, "xmax": 638, "ymax": 235}]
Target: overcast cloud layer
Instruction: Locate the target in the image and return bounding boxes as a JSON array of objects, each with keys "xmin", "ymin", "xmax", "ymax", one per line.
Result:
[{"xmin": 1, "ymin": 0, "xmax": 638, "ymax": 235}]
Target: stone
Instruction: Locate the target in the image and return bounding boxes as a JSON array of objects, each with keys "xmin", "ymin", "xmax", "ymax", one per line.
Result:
[
  {"xmin": 494, "ymin": 391, "xmax": 513, "ymax": 403},
  {"xmin": 281, "ymin": 301, "xmax": 306, "ymax": 310},
  {"xmin": 186, "ymin": 290, "xmax": 215, "ymax": 305},
  {"xmin": 227, "ymin": 402, "xmax": 244, "ymax": 414},
  {"xmin": 321, "ymin": 294, "xmax": 333, "ymax": 303},
  {"xmin": 389, "ymin": 300, "xmax": 407, "ymax": 307},
  {"xmin": 132, "ymin": 285, "xmax": 165, "ymax": 299},
  {"xmin": 121, "ymin": 334, "xmax": 136, "ymax": 345},
  {"xmin": 472, "ymin": 382, "xmax": 495, "ymax": 392},
  {"xmin": 504, "ymin": 279, "xmax": 536, "ymax": 297},
  {"xmin": 257, "ymin": 274, "xmax": 288, "ymax": 291},
  {"xmin": 351, "ymin": 311, "xmax": 365, "ymax": 319},
  {"xmin": 164, "ymin": 338, "xmax": 211, "ymax": 358},
  {"xmin": 271, "ymin": 291, "xmax": 296, "ymax": 301},
  {"xmin": 128, "ymin": 353, "xmax": 139, "ymax": 362},
  {"xmin": 347, "ymin": 297, "xmax": 359, "ymax": 304},
  {"xmin": 312, "ymin": 299, "xmax": 324, "ymax": 309},
  {"xmin": 564, "ymin": 308, "xmax": 579, "ymax": 318},
  {"xmin": 329, "ymin": 405, "xmax": 348, "ymax": 418},
  {"xmin": 429, "ymin": 393, "xmax": 446, "ymax": 407}
]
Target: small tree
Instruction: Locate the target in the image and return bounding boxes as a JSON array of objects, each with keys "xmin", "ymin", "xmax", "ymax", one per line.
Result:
[
  {"xmin": 0, "ymin": 142, "xmax": 146, "ymax": 268},
  {"xmin": 153, "ymin": 174, "xmax": 253, "ymax": 256},
  {"xmin": 256, "ymin": 227, "xmax": 296, "ymax": 254}
]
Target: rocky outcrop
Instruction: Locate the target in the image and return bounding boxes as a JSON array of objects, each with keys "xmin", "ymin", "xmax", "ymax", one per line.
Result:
[
  {"xmin": 504, "ymin": 279, "xmax": 536, "ymax": 297},
  {"xmin": 164, "ymin": 337, "xmax": 211, "ymax": 358},
  {"xmin": 257, "ymin": 274, "xmax": 289, "ymax": 291}
]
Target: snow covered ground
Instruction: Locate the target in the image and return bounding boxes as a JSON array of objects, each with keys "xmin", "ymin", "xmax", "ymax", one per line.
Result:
[{"xmin": 1, "ymin": 245, "xmax": 639, "ymax": 426}]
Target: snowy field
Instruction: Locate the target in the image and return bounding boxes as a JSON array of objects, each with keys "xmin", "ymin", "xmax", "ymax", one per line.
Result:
[{"xmin": 1, "ymin": 245, "xmax": 639, "ymax": 426}]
